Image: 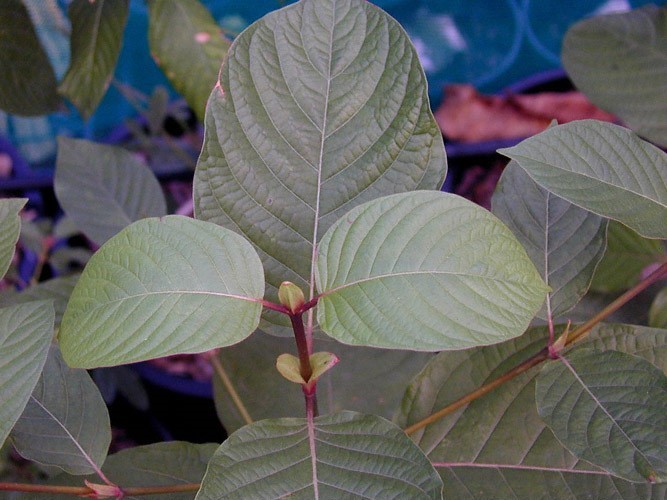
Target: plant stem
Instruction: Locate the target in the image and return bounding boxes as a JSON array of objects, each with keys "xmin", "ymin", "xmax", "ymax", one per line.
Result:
[
  {"xmin": 290, "ymin": 313, "xmax": 313, "ymax": 383},
  {"xmin": 403, "ymin": 349, "xmax": 549, "ymax": 435},
  {"xmin": 404, "ymin": 261, "xmax": 667, "ymax": 436},
  {"xmin": 565, "ymin": 261, "xmax": 667, "ymax": 346},
  {"xmin": 209, "ymin": 353, "xmax": 253, "ymax": 426},
  {"xmin": 0, "ymin": 481, "xmax": 201, "ymax": 497}
]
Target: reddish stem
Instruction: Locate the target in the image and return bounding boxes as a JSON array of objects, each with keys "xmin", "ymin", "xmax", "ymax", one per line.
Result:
[{"xmin": 289, "ymin": 313, "xmax": 313, "ymax": 383}]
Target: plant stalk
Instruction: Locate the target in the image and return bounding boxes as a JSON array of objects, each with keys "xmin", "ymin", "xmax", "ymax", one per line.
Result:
[
  {"xmin": 209, "ymin": 353, "xmax": 253, "ymax": 426},
  {"xmin": 289, "ymin": 313, "xmax": 313, "ymax": 383},
  {"xmin": 0, "ymin": 481, "xmax": 201, "ymax": 497},
  {"xmin": 404, "ymin": 261, "xmax": 667, "ymax": 435}
]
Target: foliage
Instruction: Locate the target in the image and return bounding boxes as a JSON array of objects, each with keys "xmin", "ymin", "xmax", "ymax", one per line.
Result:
[{"xmin": 0, "ymin": 1, "xmax": 666, "ymax": 499}]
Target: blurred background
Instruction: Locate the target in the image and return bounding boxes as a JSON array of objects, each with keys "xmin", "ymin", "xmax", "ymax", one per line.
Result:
[{"xmin": 2, "ymin": 0, "xmax": 664, "ymax": 168}]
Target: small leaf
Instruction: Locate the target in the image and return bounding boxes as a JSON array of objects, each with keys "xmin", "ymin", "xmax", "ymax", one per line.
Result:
[
  {"xmin": 499, "ymin": 120, "xmax": 667, "ymax": 239},
  {"xmin": 591, "ymin": 221, "xmax": 665, "ymax": 293},
  {"xmin": 562, "ymin": 5, "xmax": 667, "ymax": 147},
  {"xmin": 10, "ymin": 345, "xmax": 111, "ymax": 475},
  {"xmin": 0, "ymin": 301, "xmax": 54, "ymax": 447},
  {"xmin": 59, "ymin": 0, "xmax": 129, "ymax": 119},
  {"xmin": 197, "ymin": 411, "xmax": 442, "ymax": 498},
  {"xmin": 649, "ymin": 287, "xmax": 667, "ymax": 329},
  {"xmin": 147, "ymin": 0, "xmax": 230, "ymax": 121},
  {"xmin": 278, "ymin": 281, "xmax": 305, "ymax": 314},
  {"xmin": 59, "ymin": 216, "xmax": 265, "ymax": 368},
  {"xmin": 536, "ymin": 348, "xmax": 667, "ymax": 482},
  {"xmin": 0, "ymin": 275, "xmax": 79, "ymax": 327},
  {"xmin": 492, "ymin": 161, "xmax": 607, "ymax": 319},
  {"xmin": 0, "ymin": 198, "xmax": 26, "ymax": 279},
  {"xmin": 194, "ymin": 0, "xmax": 447, "ymax": 334},
  {"xmin": 55, "ymin": 137, "xmax": 167, "ymax": 245},
  {"xmin": 309, "ymin": 351, "xmax": 339, "ymax": 381},
  {"xmin": 316, "ymin": 191, "xmax": 548, "ymax": 350},
  {"xmin": 0, "ymin": 0, "xmax": 61, "ymax": 115},
  {"xmin": 276, "ymin": 353, "xmax": 305, "ymax": 384},
  {"xmin": 214, "ymin": 332, "xmax": 430, "ymax": 434}
]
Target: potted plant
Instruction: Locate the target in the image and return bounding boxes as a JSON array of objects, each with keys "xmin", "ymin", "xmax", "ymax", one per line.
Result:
[{"xmin": 0, "ymin": 1, "xmax": 666, "ymax": 498}]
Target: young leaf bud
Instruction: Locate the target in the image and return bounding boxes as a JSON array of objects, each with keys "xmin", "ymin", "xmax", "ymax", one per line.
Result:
[{"xmin": 278, "ymin": 281, "xmax": 305, "ymax": 314}]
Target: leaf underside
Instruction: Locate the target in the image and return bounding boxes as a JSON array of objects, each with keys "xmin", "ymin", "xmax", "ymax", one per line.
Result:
[
  {"xmin": 536, "ymin": 348, "xmax": 667, "ymax": 483},
  {"xmin": 396, "ymin": 324, "xmax": 667, "ymax": 494},
  {"xmin": 147, "ymin": 0, "xmax": 230, "ymax": 121},
  {"xmin": 196, "ymin": 411, "xmax": 443, "ymax": 499},
  {"xmin": 316, "ymin": 191, "xmax": 548, "ymax": 350},
  {"xmin": 499, "ymin": 120, "xmax": 667, "ymax": 239},
  {"xmin": 562, "ymin": 5, "xmax": 667, "ymax": 148},
  {"xmin": 11, "ymin": 345, "xmax": 111, "ymax": 475},
  {"xmin": 492, "ymin": 161, "xmax": 607, "ymax": 320},
  {"xmin": 58, "ymin": 216, "xmax": 264, "ymax": 368},
  {"xmin": 0, "ymin": 0, "xmax": 61, "ymax": 115},
  {"xmin": 0, "ymin": 198, "xmax": 27, "ymax": 279},
  {"xmin": 0, "ymin": 301, "xmax": 54, "ymax": 447},
  {"xmin": 55, "ymin": 137, "xmax": 167, "ymax": 246},
  {"xmin": 59, "ymin": 0, "xmax": 129, "ymax": 119},
  {"xmin": 194, "ymin": 0, "xmax": 446, "ymax": 334},
  {"xmin": 590, "ymin": 221, "xmax": 665, "ymax": 293}
]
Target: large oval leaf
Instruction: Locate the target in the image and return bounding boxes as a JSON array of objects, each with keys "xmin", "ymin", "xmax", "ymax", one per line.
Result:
[
  {"xmin": 536, "ymin": 348, "xmax": 667, "ymax": 483},
  {"xmin": 0, "ymin": 301, "xmax": 54, "ymax": 447},
  {"xmin": 499, "ymin": 120, "xmax": 667, "ymax": 239},
  {"xmin": 59, "ymin": 216, "xmax": 265, "ymax": 368},
  {"xmin": 58, "ymin": 0, "xmax": 129, "ymax": 119},
  {"xmin": 194, "ymin": 0, "xmax": 446, "ymax": 333},
  {"xmin": 10, "ymin": 345, "xmax": 111, "ymax": 475},
  {"xmin": 147, "ymin": 0, "xmax": 230, "ymax": 121},
  {"xmin": 55, "ymin": 137, "xmax": 167, "ymax": 246},
  {"xmin": 0, "ymin": 198, "xmax": 26, "ymax": 279},
  {"xmin": 0, "ymin": 0, "xmax": 61, "ymax": 115},
  {"xmin": 562, "ymin": 5, "xmax": 667, "ymax": 147},
  {"xmin": 196, "ymin": 411, "xmax": 442, "ymax": 499},
  {"xmin": 316, "ymin": 191, "xmax": 548, "ymax": 350},
  {"xmin": 492, "ymin": 161, "xmax": 607, "ymax": 320},
  {"xmin": 396, "ymin": 324, "xmax": 667, "ymax": 485},
  {"xmin": 213, "ymin": 332, "xmax": 430, "ymax": 434}
]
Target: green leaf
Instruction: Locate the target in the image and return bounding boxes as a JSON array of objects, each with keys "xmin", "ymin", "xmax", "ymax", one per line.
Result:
[
  {"xmin": 194, "ymin": 0, "xmax": 447, "ymax": 334},
  {"xmin": 0, "ymin": 301, "xmax": 54, "ymax": 447},
  {"xmin": 55, "ymin": 137, "xmax": 167, "ymax": 246},
  {"xmin": 27, "ymin": 441, "xmax": 216, "ymax": 500},
  {"xmin": 59, "ymin": 216, "xmax": 264, "ymax": 368},
  {"xmin": 536, "ymin": 348, "xmax": 667, "ymax": 482},
  {"xmin": 147, "ymin": 0, "xmax": 230, "ymax": 121},
  {"xmin": 214, "ymin": 332, "xmax": 430, "ymax": 434},
  {"xmin": 649, "ymin": 287, "xmax": 667, "ymax": 329},
  {"xmin": 316, "ymin": 191, "xmax": 548, "ymax": 350},
  {"xmin": 396, "ymin": 324, "xmax": 667, "ymax": 481},
  {"xmin": 0, "ymin": 0, "xmax": 61, "ymax": 115},
  {"xmin": 499, "ymin": 120, "xmax": 667, "ymax": 239},
  {"xmin": 492, "ymin": 161, "xmax": 607, "ymax": 320},
  {"xmin": 562, "ymin": 5, "xmax": 667, "ymax": 147},
  {"xmin": 59, "ymin": 0, "xmax": 129, "ymax": 119},
  {"xmin": 10, "ymin": 345, "xmax": 111, "ymax": 475},
  {"xmin": 437, "ymin": 466, "xmax": 667, "ymax": 499},
  {"xmin": 0, "ymin": 275, "xmax": 79, "ymax": 328},
  {"xmin": 197, "ymin": 411, "xmax": 442, "ymax": 499},
  {"xmin": 591, "ymin": 221, "xmax": 665, "ymax": 293},
  {"xmin": 0, "ymin": 198, "xmax": 26, "ymax": 279}
]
